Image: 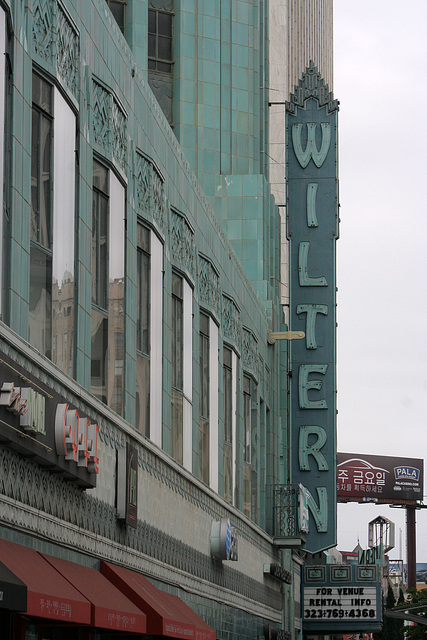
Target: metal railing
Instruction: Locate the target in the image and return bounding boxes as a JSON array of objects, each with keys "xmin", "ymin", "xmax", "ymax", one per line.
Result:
[{"xmin": 272, "ymin": 484, "xmax": 300, "ymax": 538}]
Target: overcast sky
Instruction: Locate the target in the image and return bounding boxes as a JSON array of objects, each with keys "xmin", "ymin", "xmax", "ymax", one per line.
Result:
[{"xmin": 333, "ymin": 1, "xmax": 427, "ymax": 562}]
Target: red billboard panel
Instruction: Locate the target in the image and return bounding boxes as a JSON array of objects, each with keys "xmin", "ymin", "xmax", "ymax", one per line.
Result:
[{"xmin": 337, "ymin": 453, "xmax": 423, "ymax": 504}]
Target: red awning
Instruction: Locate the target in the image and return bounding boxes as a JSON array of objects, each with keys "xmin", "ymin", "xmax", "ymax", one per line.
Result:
[
  {"xmin": 162, "ymin": 593, "xmax": 216, "ymax": 640},
  {"xmin": 0, "ymin": 540, "xmax": 91, "ymax": 624},
  {"xmin": 41, "ymin": 554, "xmax": 146, "ymax": 633},
  {"xmin": 101, "ymin": 561, "xmax": 197, "ymax": 639}
]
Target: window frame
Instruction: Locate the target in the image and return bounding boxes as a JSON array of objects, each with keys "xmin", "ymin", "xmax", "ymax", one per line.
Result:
[
  {"xmin": 148, "ymin": 8, "xmax": 173, "ymax": 73},
  {"xmin": 223, "ymin": 345, "xmax": 233, "ymax": 504},
  {"xmin": 199, "ymin": 311, "xmax": 210, "ymax": 485},
  {"xmin": 31, "ymin": 71, "xmax": 53, "ymax": 253},
  {"xmin": 105, "ymin": 0, "xmax": 127, "ymax": 35},
  {"xmin": 92, "ymin": 159, "xmax": 109, "ymax": 312},
  {"xmin": 136, "ymin": 221, "xmax": 151, "ymax": 437}
]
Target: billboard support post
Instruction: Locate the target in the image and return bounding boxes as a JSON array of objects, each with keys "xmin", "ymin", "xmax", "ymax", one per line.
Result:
[{"xmin": 407, "ymin": 506, "xmax": 416, "ymax": 589}]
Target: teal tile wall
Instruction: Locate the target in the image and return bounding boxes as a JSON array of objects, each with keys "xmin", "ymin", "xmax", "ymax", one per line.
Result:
[
  {"xmin": 4, "ymin": 0, "xmax": 286, "ymax": 527},
  {"xmin": 174, "ymin": 0, "xmax": 269, "ymax": 196}
]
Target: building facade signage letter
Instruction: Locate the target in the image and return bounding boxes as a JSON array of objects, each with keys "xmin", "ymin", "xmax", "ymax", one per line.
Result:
[{"xmin": 286, "ymin": 64, "xmax": 339, "ymax": 552}]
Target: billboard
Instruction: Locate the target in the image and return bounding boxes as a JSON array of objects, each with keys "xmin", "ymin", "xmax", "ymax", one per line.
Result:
[
  {"xmin": 337, "ymin": 453, "xmax": 423, "ymax": 504},
  {"xmin": 286, "ymin": 64, "xmax": 339, "ymax": 552}
]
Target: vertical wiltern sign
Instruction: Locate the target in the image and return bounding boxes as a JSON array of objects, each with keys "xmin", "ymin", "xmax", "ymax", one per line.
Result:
[{"xmin": 286, "ymin": 63, "xmax": 339, "ymax": 553}]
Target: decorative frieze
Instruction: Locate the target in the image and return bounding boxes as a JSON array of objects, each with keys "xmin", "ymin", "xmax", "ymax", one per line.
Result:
[
  {"xmin": 92, "ymin": 80, "xmax": 110, "ymax": 151},
  {"xmin": 56, "ymin": 3, "xmax": 79, "ymax": 97},
  {"xmin": 170, "ymin": 210, "xmax": 195, "ymax": 279},
  {"xmin": 111, "ymin": 97, "xmax": 127, "ymax": 170},
  {"xmin": 135, "ymin": 152, "xmax": 151, "ymax": 215},
  {"xmin": 135, "ymin": 152, "xmax": 166, "ymax": 232},
  {"xmin": 92, "ymin": 79, "xmax": 127, "ymax": 172},
  {"xmin": 222, "ymin": 296, "xmax": 241, "ymax": 351},
  {"xmin": 198, "ymin": 256, "xmax": 220, "ymax": 319},
  {"xmin": 33, "ymin": 0, "xmax": 54, "ymax": 63},
  {"xmin": 151, "ymin": 166, "xmax": 167, "ymax": 231},
  {"xmin": 242, "ymin": 328, "xmax": 258, "ymax": 378},
  {"xmin": 33, "ymin": 0, "xmax": 80, "ymax": 100}
]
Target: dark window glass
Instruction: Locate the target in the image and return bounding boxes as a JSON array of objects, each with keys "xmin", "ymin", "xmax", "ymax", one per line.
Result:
[
  {"xmin": 243, "ymin": 374, "xmax": 252, "ymax": 519},
  {"xmin": 223, "ymin": 347, "xmax": 232, "ymax": 444},
  {"xmin": 92, "ymin": 161, "xmax": 108, "ymax": 310},
  {"xmin": 148, "ymin": 34, "xmax": 156, "ymax": 58},
  {"xmin": 91, "ymin": 160, "xmax": 109, "ymax": 407},
  {"xmin": 171, "ymin": 388, "xmax": 183, "ymax": 464},
  {"xmin": 148, "ymin": 8, "xmax": 173, "ymax": 73},
  {"xmin": 199, "ymin": 312, "xmax": 210, "ymax": 484},
  {"xmin": 158, "ymin": 12, "xmax": 172, "ymax": 36},
  {"xmin": 148, "ymin": 10, "xmax": 156, "ymax": 33},
  {"xmin": 136, "ymin": 354, "xmax": 150, "ymax": 437},
  {"xmin": 91, "ymin": 309, "xmax": 108, "ymax": 404},
  {"xmin": 29, "ymin": 246, "xmax": 52, "ymax": 357},
  {"xmin": 105, "ymin": 0, "xmax": 126, "ymax": 34},
  {"xmin": 137, "ymin": 224, "xmax": 150, "ymax": 355},
  {"xmin": 172, "ymin": 272, "xmax": 183, "ymax": 391},
  {"xmin": 244, "ymin": 375, "xmax": 251, "ymax": 464},
  {"xmin": 31, "ymin": 74, "xmax": 52, "ymax": 249}
]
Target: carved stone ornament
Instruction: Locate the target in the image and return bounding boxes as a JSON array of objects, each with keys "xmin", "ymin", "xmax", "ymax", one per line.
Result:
[
  {"xmin": 56, "ymin": 3, "xmax": 79, "ymax": 97},
  {"xmin": 92, "ymin": 80, "xmax": 128, "ymax": 172},
  {"xmin": 286, "ymin": 61, "xmax": 339, "ymax": 114},
  {"xmin": 222, "ymin": 296, "xmax": 241, "ymax": 351},
  {"xmin": 198, "ymin": 256, "xmax": 220, "ymax": 318},
  {"xmin": 151, "ymin": 166, "xmax": 167, "ymax": 231},
  {"xmin": 33, "ymin": 0, "xmax": 54, "ymax": 63},
  {"xmin": 242, "ymin": 328, "xmax": 258, "ymax": 377},
  {"xmin": 92, "ymin": 80, "xmax": 110, "ymax": 151},
  {"xmin": 170, "ymin": 210, "xmax": 195, "ymax": 279},
  {"xmin": 135, "ymin": 152, "xmax": 151, "ymax": 215}
]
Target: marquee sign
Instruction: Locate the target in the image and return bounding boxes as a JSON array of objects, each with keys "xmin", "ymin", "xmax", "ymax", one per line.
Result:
[
  {"xmin": 0, "ymin": 350, "xmax": 99, "ymax": 487},
  {"xmin": 286, "ymin": 64, "xmax": 339, "ymax": 552},
  {"xmin": 337, "ymin": 452, "xmax": 423, "ymax": 503},
  {"xmin": 303, "ymin": 564, "xmax": 382, "ymax": 633}
]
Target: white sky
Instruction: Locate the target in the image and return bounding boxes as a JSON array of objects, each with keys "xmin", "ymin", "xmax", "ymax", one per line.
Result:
[{"xmin": 334, "ymin": 0, "xmax": 427, "ymax": 563}]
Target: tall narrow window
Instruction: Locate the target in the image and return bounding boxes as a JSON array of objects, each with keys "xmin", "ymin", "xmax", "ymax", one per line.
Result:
[
  {"xmin": 91, "ymin": 160, "xmax": 109, "ymax": 404},
  {"xmin": 199, "ymin": 312, "xmax": 210, "ymax": 484},
  {"xmin": 171, "ymin": 272, "xmax": 183, "ymax": 464},
  {"xmin": 150, "ymin": 233, "xmax": 163, "ymax": 448},
  {"xmin": 170, "ymin": 272, "xmax": 192, "ymax": 468},
  {"xmin": 243, "ymin": 374, "xmax": 252, "ymax": 519},
  {"xmin": 30, "ymin": 73, "xmax": 76, "ymax": 373},
  {"xmin": 223, "ymin": 346, "xmax": 233, "ymax": 504},
  {"xmin": 105, "ymin": 0, "xmax": 126, "ymax": 34},
  {"xmin": 148, "ymin": 9, "xmax": 173, "ymax": 73},
  {"xmin": 30, "ymin": 73, "xmax": 53, "ymax": 358},
  {"xmin": 108, "ymin": 173, "xmax": 125, "ymax": 415},
  {"xmin": 91, "ymin": 161, "xmax": 125, "ymax": 414},
  {"xmin": 136, "ymin": 223, "xmax": 150, "ymax": 436},
  {"xmin": 52, "ymin": 90, "xmax": 76, "ymax": 377},
  {"xmin": 147, "ymin": 4, "xmax": 174, "ymax": 125}
]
